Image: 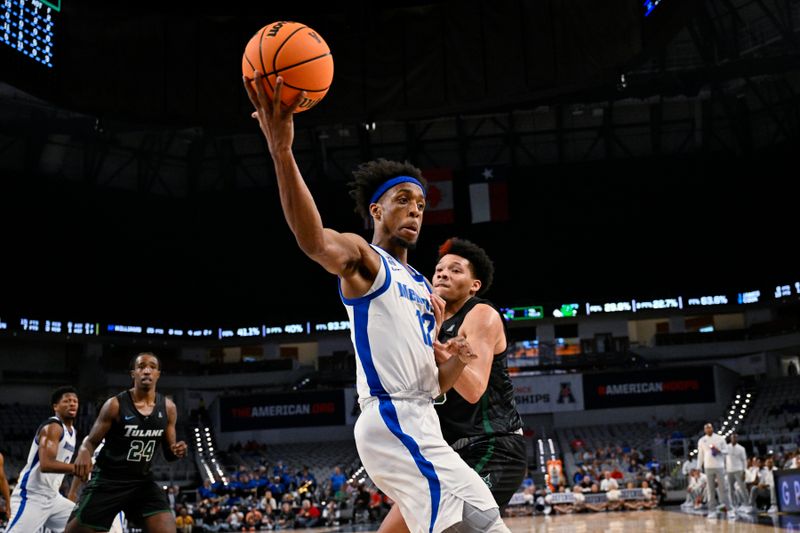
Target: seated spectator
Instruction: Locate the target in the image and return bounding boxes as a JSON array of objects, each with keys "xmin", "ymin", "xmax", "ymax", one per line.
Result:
[
  {"xmin": 686, "ymin": 468, "xmax": 707, "ymax": 510},
  {"xmin": 583, "ymin": 484, "xmax": 607, "ymax": 513},
  {"xmin": 197, "ymin": 479, "xmax": 220, "ymax": 504},
  {"xmin": 176, "ymin": 507, "xmax": 194, "ymax": 533},
  {"xmin": 748, "ymin": 457, "xmax": 777, "ymax": 513},
  {"xmin": 551, "ymin": 486, "xmax": 575, "ymax": 515},
  {"xmin": 226, "ymin": 506, "xmax": 244, "ymax": 530},
  {"xmin": 622, "ymin": 481, "xmax": 644, "ymax": 511},
  {"xmin": 641, "ymin": 480, "xmax": 658, "ymax": 509},
  {"xmin": 322, "ymin": 500, "xmax": 339, "ymax": 527},
  {"xmin": 295, "ymin": 498, "xmax": 321, "ymax": 528},
  {"xmin": 368, "ymin": 487, "xmax": 387, "ymax": 522},
  {"xmin": 296, "ymin": 465, "xmax": 317, "ymax": 492},
  {"xmin": 260, "ymin": 489, "xmax": 277, "ymax": 515},
  {"xmin": 600, "ymin": 471, "xmax": 619, "ymax": 492},
  {"xmin": 244, "ymin": 506, "xmax": 263, "ymax": 532},
  {"xmin": 275, "ymin": 501, "xmax": 295, "ymax": 530},
  {"xmin": 745, "ymin": 457, "xmax": 760, "ymax": 490},
  {"xmin": 268, "ymin": 475, "xmax": 285, "ymax": 499}
]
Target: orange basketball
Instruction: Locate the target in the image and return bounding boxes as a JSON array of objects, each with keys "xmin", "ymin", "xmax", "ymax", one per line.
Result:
[{"xmin": 242, "ymin": 21, "xmax": 334, "ymax": 113}]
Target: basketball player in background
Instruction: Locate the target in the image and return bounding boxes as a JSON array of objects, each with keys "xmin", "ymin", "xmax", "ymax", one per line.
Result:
[
  {"xmin": 245, "ymin": 73, "xmax": 510, "ymax": 533},
  {"xmin": 697, "ymin": 422, "xmax": 732, "ymax": 519},
  {"xmin": 65, "ymin": 352, "xmax": 187, "ymax": 533},
  {"xmin": 0, "ymin": 451, "xmax": 10, "ymax": 524},
  {"xmin": 379, "ymin": 238, "xmax": 526, "ymax": 533},
  {"xmin": 6, "ymin": 386, "xmax": 79, "ymax": 532}
]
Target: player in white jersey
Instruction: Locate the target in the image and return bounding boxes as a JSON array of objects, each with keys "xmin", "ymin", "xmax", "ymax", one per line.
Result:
[
  {"xmin": 245, "ymin": 73, "xmax": 509, "ymax": 533},
  {"xmin": 67, "ymin": 440, "xmax": 125, "ymax": 533},
  {"xmin": 6, "ymin": 386, "xmax": 79, "ymax": 533}
]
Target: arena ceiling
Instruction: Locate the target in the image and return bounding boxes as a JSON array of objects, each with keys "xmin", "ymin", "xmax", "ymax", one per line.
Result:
[{"xmin": 1, "ymin": 0, "xmax": 798, "ymax": 323}]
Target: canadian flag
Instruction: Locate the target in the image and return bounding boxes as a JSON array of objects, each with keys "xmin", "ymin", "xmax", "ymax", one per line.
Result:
[
  {"xmin": 468, "ymin": 166, "xmax": 509, "ymax": 223},
  {"xmin": 421, "ymin": 168, "xmax": 454, "ymax": 224}
]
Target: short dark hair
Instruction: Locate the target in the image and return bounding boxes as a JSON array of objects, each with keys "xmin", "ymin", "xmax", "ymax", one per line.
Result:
[
  {"xmin": 51, "ymin": 386, "xmax": 78, "ymax": 406},
  {"xmin": 129, "ymin": 352, "xmax": 161, "ymax": 371},
  {"xmin": 437, "ymin": 237, "xmax": 495, "ymax": 295},
  {"xmin": 348, "ymin": 159, "xmax": 426, "ymax": 223}
]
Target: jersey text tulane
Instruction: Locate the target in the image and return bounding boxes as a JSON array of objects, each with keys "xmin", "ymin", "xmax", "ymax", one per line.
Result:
[
  {"xmin": 341, "ymin": 245, "xmax": 440, "ymax": 401},
  {"xmin": 95, "ymin": 391, "xmax": 168, "ymax": 480}
]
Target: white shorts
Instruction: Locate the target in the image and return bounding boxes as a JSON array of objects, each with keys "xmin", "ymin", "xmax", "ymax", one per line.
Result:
[
  {"xmin": 355, "ymin": 396, "xmax": 497, "ymax": 533},
  {"xmin": 6, "ymin": 491, "xmax": 73, "ymax": 533},
  {"xmin": 110, "ymin": 511, "xmax": 125, "ymax": 533}
]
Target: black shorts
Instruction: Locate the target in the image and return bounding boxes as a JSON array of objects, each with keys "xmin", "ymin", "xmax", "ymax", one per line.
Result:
[
  {"xmin": 454, "ymin": 433, "xmax": 527, "ymax": 508},
  {"xmin": 70, "ymin": 475, "xmax": 171, "ymax": 531}
]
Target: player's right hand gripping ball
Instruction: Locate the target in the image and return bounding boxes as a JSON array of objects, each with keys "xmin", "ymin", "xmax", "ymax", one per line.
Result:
[{"xmin": 242, "ymin": 21, "xmax": 334, "ymax": 113}]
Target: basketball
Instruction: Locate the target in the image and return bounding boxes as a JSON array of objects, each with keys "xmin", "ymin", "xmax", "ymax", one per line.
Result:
[{"xmin": 242, "ymin": 21, "xmax": 334, "ymax": 113}]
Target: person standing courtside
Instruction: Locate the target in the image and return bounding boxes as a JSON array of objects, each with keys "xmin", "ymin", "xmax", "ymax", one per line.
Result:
[
  {"xmin": 65, "ymin": 352, "xmax": 187, "ymax": 533},
  {"xmin": 725, "ymin": 433, "xmax": 748, "ymax": 510},
  {"xmin": 697, "ymin": 422, "xmax": 732, "ymax": 519},
  {"xmin": 6, "ymin": 386, "xmax": 79, "ymax": 532},
  {"xmin": 244, "ymin": 72, "xmax": 509, "ymax": 533}
]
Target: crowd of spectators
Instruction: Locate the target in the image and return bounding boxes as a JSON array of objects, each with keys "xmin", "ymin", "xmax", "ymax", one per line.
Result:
[{"xmin": 166, "ymin": 459, "xmax": 391, "ymax": 531}]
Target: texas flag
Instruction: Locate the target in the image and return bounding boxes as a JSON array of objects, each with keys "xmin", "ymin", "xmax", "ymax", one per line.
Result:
[
  {"xmin": 421, "ymin": 168, "xmax": 454, "ymax": 224},
  {"xmin": 468, "ymin": 165, "xmax": 509, "ymax": 223}
]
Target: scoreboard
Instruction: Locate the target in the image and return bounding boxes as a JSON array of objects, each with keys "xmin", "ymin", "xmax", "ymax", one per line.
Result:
[{"xmin": 0, "ymin": 0, "xmax": 58, "ymax": 67}]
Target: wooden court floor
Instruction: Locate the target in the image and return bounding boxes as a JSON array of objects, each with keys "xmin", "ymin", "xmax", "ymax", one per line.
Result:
[{"xmin": 315, "ymin": 509, "xmax": 800, "ymax": 532}]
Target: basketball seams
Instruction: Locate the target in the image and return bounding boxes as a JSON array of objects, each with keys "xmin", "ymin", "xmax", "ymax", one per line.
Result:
[
  {"xmin": 274, "ymin": 53, "xmax": 333, "ymax": 91},
  {"xmin": 257, "ymin": 25, "xmax": 274, "ymax": 95},
  {"xmin": 272, "ymin": 25, "xmax": 309, "ymax": 75}
]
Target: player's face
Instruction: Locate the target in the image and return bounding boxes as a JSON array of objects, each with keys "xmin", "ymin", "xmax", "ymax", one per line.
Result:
[
  {"xmin": 54, "ymin": 392, "xmax": 79, "ymax": 421},
  {"xmin": 704, "ymin": 424, "xmax": 713, "ymax": 436},
  {"xmin": 131, "ymin": 354, "xmax": 161, "ymax": 389},
  {"xmin": 433, "ymin": 254, "xmax": 480, "ymax": 302},
  {"xmin": 376, "ymin": 184, "xmax": 425, "ymax": 247}
]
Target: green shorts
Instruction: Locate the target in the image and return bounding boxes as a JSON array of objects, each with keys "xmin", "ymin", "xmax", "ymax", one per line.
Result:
[{"xmin": 70, "ymin": 475, "xmax": 171, "ymax": 531}]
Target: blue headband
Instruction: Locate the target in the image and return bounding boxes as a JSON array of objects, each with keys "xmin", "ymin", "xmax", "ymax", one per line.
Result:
[{"xmin": 369, "ymin": 176, "xmax": 426, "ymax": 205}]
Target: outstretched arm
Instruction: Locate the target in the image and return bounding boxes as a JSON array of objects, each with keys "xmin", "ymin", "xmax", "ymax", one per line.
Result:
[
  {"xmin": 243, "ymin": 72, "xmax": 379, "ymax": 284},
  {"xmin": 162, "ymin": 398, "xmax": 187, "ymax": 462}
]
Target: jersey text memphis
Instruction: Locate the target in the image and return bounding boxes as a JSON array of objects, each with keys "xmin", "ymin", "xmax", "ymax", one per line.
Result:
[{"xmin": 341, "ymin": 245, "xmax": 439, "ymax": 401}]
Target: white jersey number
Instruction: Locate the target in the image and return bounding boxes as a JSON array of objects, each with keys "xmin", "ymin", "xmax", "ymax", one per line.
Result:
[{"xmin": 127, "ymin": 440, "xmax": 156, "ymax": 462}]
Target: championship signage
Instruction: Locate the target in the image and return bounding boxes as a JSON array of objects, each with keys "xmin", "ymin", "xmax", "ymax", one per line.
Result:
[
  {"xmin": 512, "ymin": 374, "xmax": 584, "ymax": 414},
  {"xmin": 582, "ymin": 367, "xmax": 715, "ymax": 409},
  {"xmin": 219, "ymin": 390, "xmax": 345, "ymax": 432}
]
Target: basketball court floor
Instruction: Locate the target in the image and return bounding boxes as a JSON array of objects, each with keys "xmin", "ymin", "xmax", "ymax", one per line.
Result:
[{"xmin": 314, "ymin": 509, "xmax": 800, "ymax": 532}]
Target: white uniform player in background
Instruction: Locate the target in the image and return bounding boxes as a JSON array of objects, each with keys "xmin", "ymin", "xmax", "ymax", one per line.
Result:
[
  {"xmin": 67, "ymin": 440, "xmax": 125, "ymax": 533},
  {"xmin": 725, "ymin": 433, "xmax": 748, "ymax": 510},
  {"xmin": 6, "ymin": 387, "xmax": 80, "ymax": 533},
  {"xmin": 245, "ymin": 72, "xmax": 509, "ymax": 533},
  {"xmin": 697, "ymin": 422, "xmax": 733, "ymax": 520}
]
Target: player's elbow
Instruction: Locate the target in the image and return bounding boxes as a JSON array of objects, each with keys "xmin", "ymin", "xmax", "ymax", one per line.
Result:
[{"xmin": 460, "ymin": 388, "xmax": 484, "ymax": 404}]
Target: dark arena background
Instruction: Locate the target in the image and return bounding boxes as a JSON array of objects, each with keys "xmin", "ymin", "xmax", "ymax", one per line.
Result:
[{"xmin": 1, "ymin": 1, "xmax": 800, "ymax": 531}]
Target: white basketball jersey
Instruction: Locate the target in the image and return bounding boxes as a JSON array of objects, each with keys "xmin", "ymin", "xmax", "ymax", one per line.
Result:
[
  {"xmin": 12, "ymin": 417, "xmax": 76, "ymax": 496},
  {"xmin": 341, "ymin": 245, "xmax": 440, "ymax": 402}
]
